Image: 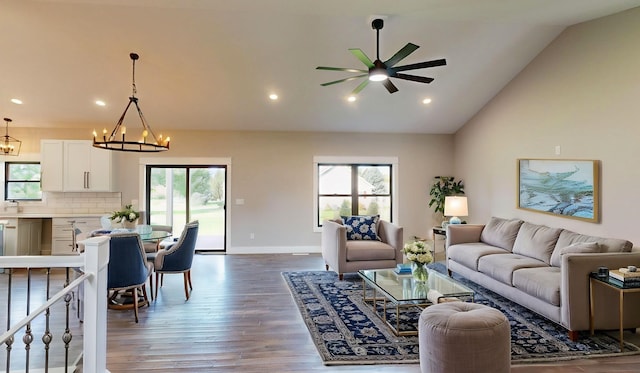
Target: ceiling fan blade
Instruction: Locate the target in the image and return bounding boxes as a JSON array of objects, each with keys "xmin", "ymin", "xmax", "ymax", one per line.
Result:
[
  {"xmin": 384, "ymin": 43, "xmax": 419, "ymax": 67},
  {"xmin": 349, "ymin": 48, "xmax": 374, "ymax": 68},
  {"xmin": 394, "ymin": 73, "xmax": 434, "ymax": 84},
  {"xmin": 390, "ymin": 58, "xmax": 447, "ymax": 73},
  {"xmin": 351, "ymin": 79, "xmax": 370, "ymax": 95},
  {"xmin": 316, "ymin": 66, "xmax": 368, "ymax": 73},
  {"xmin": 320, "ymin": 74, "xmax": 368, "ymax": 87},
  {"xmin": 382, "ymin": 79, "xmax": 399, "ymax": 94}
]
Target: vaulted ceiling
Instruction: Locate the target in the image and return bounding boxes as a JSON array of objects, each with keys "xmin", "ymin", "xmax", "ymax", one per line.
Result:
[{"xmin": 2, "ymin": 0, "xmax": 639, "ymax": 134}]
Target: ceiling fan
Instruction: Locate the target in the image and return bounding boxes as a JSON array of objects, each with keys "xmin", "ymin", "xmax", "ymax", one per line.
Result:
[{"xmin": 316, "ymin": 18, "xmax": 446, "ymax": 94}]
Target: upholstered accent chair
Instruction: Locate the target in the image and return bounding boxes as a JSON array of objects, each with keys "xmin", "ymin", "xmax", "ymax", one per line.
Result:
[
  {"xmin": 321, "ymin": 218, "xmax": 403, "ymax": 280},
  {"xmin": 107, "ymin": 233, "xmax": 152, "ymax": 323},
  {"xmin": 153, "ymin": 221, "xmax": 199, "ymax": 300}
]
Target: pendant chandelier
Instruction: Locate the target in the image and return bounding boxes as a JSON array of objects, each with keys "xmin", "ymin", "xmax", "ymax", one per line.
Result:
[
  {"xmin": 1, "ymin": 118, "xmax": 22, "ymax": 156},
  {"xmin": 92, "ymin": 52, "xmax": 170, "ymax": 152}
]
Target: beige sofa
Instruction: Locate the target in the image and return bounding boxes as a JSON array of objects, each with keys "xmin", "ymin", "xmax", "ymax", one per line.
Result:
[
  {"xmin": 446, "ymin": 217, "xmax": 640, "ymax": 340},
  {"xmin": 322, "ymin": 219, "xmax": 403, "ymax": 280}
]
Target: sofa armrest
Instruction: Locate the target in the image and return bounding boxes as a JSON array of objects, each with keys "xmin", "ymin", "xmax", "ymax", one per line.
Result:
[
  {"xmin": 562, "ymin": 251, "xmax": 640, "ymax": 331},
  {"xmin": 445, "ymin": 224, "xmax": 485, "ymax": 248},
  {"xmin": 378, "ymin": 220, "xmax": 404, "ymax": 263},
  {"xmin": 321, "ymin": 220, "xmax": 347, "ymax": 271}
]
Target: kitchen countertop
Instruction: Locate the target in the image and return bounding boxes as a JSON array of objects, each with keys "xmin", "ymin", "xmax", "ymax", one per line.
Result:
[{"xmin": 0, "ymin": 213, "xmax": 108, "ymax": 219}]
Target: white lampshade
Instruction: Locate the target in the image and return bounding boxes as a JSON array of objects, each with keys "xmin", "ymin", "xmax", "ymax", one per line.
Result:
[{"xmin": 444, "ymin": 196, "xmax": 468, "ymax": 224}]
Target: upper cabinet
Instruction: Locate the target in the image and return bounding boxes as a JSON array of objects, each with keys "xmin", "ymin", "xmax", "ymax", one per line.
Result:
[{"xmin": 41, "ymin": 140, "xmax": 113, "ymax": 192}]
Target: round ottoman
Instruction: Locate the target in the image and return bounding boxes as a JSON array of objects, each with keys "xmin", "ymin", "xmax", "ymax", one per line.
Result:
[{"xmin": 418, "ymin": 302, "xmax": 511, "ymax": 373}]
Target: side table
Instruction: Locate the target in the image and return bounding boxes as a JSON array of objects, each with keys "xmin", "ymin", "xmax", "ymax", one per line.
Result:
[
  {"xmin": 433, "ymin": 226, "xmax": 446, "ymax": 260},
  {"xmin": 589, "ymin": 273, "xmax": 640, "ymax": 350}
]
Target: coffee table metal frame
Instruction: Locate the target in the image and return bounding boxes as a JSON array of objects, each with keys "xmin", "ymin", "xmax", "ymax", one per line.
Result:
[{"xmin": 358, "ymin": 268, "xmax": 474, "ymax": 336}]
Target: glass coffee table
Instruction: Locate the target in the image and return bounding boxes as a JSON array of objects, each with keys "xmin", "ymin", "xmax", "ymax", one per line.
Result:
[{"xmin": 358, "ymin": 268, "xmax": 475, "ymax": 336}]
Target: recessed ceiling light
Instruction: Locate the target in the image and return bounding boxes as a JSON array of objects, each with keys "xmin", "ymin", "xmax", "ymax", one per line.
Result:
[
  {"xmin": 95, "ymin": 100, "xmax": 106, "ymax": 106},
  {"xmin": 347, "ymin": 96, "xmax": 357, "ymax": 102},
  {"xmin": 10, "ymin": 98, "xmax": 23, "ymax": 105},
  {"xmin": 269, "ymin": 94, "xmax": 278, "ymax": 100},
  {"xmin": 422, "ymin": 98, "xmax": 432, "ymax": 105}
]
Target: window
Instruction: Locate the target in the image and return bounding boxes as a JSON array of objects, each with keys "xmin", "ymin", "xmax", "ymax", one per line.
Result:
[
  {"xmin": 4, "ymin": 162, "xmax": 42, "ymax": 201},
  {"xmin": 314, "ymin": 156, "xmax": 397, "ymax": 229}
]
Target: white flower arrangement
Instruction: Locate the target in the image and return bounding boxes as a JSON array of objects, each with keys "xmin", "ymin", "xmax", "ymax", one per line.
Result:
[
  {"xmin": 110, "ymin": 204, "xmax": 140, "ymax": 223},
  {"xmin": 402, "ymin": 240, "xmax": 434, "ymax": 265}
]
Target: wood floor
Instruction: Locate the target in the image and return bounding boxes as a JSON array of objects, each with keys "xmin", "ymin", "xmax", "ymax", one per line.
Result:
[{"xmin": 4, "ymin": 253, "xmax": 640, "ymax": 372}]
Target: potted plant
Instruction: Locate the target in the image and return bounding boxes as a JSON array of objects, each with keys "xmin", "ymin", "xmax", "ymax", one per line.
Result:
[
  {"xmin": 110, "ymin": 204, "xmax": 140, "ymax": 229},
  {"xmin": 428, "ymin": 176, "xmax": 465, "ymax": 223}
]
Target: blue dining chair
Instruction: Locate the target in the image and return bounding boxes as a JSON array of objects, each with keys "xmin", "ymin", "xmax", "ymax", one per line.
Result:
[
  {"xmin": 154, "ymin": 221, "xmax": 199, "ymax": 300},
  {"xmin": 107, "ymin": 233, "xmax": 152, "ymax": 322}
]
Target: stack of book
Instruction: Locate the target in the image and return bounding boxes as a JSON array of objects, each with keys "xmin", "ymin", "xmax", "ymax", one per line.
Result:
[
  {"xmin": 609, "ymin": 268, "xmax": 640, "ymax": 285},
  {"xmin": 394, "ymin": 263, "xmax": 412, "ymax": 275}
]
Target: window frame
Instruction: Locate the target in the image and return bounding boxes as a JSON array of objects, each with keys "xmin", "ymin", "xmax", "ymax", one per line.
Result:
[
  {"xmin": 4, "ymin": 161, "xmax": 43, "ymax": 201},
  {"xmin": 313, "ymin": 156, "xmax": 399, "ymax": 232}
]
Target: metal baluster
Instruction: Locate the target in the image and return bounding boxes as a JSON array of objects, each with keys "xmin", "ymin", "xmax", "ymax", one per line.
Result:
[
  {"xmin": 42, "ymin": 268, "xmax": 53, "ymax": 373},
  {"xmin": 63, "ymin": 269, "xmax": 73, "ymax": 373},
  {"xmin": 24, "ymin": 268, "xmax": 34, "ymax": 372},
  {"xmin": 5, "ymin": 268, "xmax": 13, "ymax": 373}
]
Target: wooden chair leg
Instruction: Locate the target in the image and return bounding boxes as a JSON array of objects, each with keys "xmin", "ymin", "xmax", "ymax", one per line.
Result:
[
  {"xmin": 141, "ymin": 284, "xmax": 149, "ymax": 304},
  {"xmin": 183, "ymin": 272, "xmax": 190, "ymax": 300},
  {"xmin": 148, "ymin": 274, "xmax": 154, "ymax": 301},
  {"xmin": 187, "ymin": 270, "xmax": 193, "ymax": 290},
  {"xmin": 154, "ymin": 272, "xmax": 160, "ymax": 300},
  {"xmin": 133, "ymin": 288, "xmax": 139, "ymax": 323}
]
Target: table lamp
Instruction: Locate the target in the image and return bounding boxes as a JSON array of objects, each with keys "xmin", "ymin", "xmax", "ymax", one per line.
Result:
[{"xmin": 444, "ymin": 196, "xmax": 468, "ymax": 224}]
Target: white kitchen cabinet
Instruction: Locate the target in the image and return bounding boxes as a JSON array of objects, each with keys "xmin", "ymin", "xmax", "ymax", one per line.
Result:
[
  {"xmin": 4, "ymin": 218, "xmax": 43, "ymax": 256},
  {"xmin": 64, "ymin": 140, "xmax": 112, "ymax": 191},
  {"xmin": 41, "ymin": 140, "xmax": 113, "ymax": 192},
  {"xmin": 51, "ymin": 217, "xmax": 102, "ymax": 255},
  {"xmin": 40, "ymin": 140, "xmax": 64, "ymax": 192}
]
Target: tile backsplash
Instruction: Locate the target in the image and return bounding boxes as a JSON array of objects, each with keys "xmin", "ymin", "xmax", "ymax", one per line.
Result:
[{"xmin": 11, "ymin": 192, "xmax": 122, "ymax": 215}]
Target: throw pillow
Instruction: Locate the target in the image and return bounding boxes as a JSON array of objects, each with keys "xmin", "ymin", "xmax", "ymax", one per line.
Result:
[
  {"xmin": 550, "ymin": 241, "xmax": 601, "ymax": 267},
  {"xmin": 341, "ymin": 215, "xmax": 381, "ymax": 241}
]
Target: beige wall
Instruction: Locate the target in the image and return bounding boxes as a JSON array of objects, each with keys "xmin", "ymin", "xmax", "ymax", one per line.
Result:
[
  {"xmin": 12, "ymin": 128, "xmax": 454, "ymax": 252},
  {"xmin": 454, "ymin": 8, "xmax": 640, "ymax": 246}
]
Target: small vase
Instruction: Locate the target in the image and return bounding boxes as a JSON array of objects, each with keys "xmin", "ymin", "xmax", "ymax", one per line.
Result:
[
  {"xmin": 411, "ymin": 262, "xmax": 429, "ymax": 283},
  {"xmin": 122, "ymin": 219, "xmax": 138, "ymax": 230}
]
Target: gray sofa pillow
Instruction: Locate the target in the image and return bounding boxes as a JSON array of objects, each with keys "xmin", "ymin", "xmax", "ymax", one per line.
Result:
[
  {"xmin": 512, "ymin": 222, "xmax": 562, "ymax": 264},
  {"xmin": 550, "ymin": 241, "xmax": 601, "ymax": 267},
  {"xmin": 554, "ymin": 230, "xmax": 633, "ymax": 253},
  {"xmin": 479, "ymin": 217, "xmax": 523, "ymax": 251}
]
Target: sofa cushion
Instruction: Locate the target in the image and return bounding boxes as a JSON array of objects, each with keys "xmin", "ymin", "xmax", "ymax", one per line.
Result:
[
  {"xmin": 554, "ymin": 230, "xmax": 632, "ymax": 253},
  {"xmin": 477, "ymin": 253, "xmax": 548, "ymax": 286},
  {"xmin": 342, "ymin": 215, "xmax": 381, "ymax": 241},
  {"xmin": 346, "ymin": 240, "xmax": 396, "ymax": 261},
  {"xmin": 512, "ymin": 267, "xmax": 561, "ymax": 306},
  {"xmin": 447, "ymin": 243, "xmax": 508, "ymax": 271},
  {"xmin": 512, "ymin": 222, "xmax": 562, "ymax": 264},
  {"xmin": 480, "ymin": 217, "xmax": 523, "ymax": 251},
  {"xmin": 549, "ymin": 241, "xmax": 601, "ymax": 267}
]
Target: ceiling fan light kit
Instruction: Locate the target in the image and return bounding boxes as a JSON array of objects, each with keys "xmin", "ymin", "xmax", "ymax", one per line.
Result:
[
  {"xmin": 92, "ymin": 52, "xmax": 170, "ymax": 153},
  {"xmin": 317, "ymin": 18, "xmax": 446, "ymax": 94}
]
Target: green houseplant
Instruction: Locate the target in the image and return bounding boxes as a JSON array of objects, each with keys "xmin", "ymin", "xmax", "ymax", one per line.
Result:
[
  {"xmin": 428, "ymin": 176, "xmax": 465, "ymax": 215},
  {"xmin": 110, "ymin": 204, "xmax": 140, "ymax": 229}
]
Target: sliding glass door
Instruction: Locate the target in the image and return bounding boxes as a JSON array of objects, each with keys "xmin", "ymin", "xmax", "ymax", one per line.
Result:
[{"xmin": 145, "ymin": 165, "xmax": 226, "ymax": 252}]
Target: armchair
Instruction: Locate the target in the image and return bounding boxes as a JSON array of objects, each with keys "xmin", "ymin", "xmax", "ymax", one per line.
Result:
[
  {"xmin": 154, "ymin": 221, "xmax": 199, "ymax": 300},
  {"xmin": 321, "ymin": 218, "xmax": 403, "ymax": 280},
  {"xmin": 107, "ymin": 233, "xmax": 152, "ymax": 323}
]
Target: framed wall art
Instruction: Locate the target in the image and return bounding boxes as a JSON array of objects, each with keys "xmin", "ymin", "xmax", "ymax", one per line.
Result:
[{"xmin": 517, "ymin": 159, "xmax": 599, "ymax": 222}]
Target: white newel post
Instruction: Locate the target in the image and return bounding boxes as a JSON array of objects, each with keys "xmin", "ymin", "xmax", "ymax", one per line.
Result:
[{"xmin": 81, "ymin": 236, "xmax": 111, "ymax": 373}]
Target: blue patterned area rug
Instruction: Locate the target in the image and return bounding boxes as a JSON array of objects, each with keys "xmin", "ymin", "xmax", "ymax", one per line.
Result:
[{"xmin": 282, "ymin": 263, "xmax": 640, "ymax": 366}]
